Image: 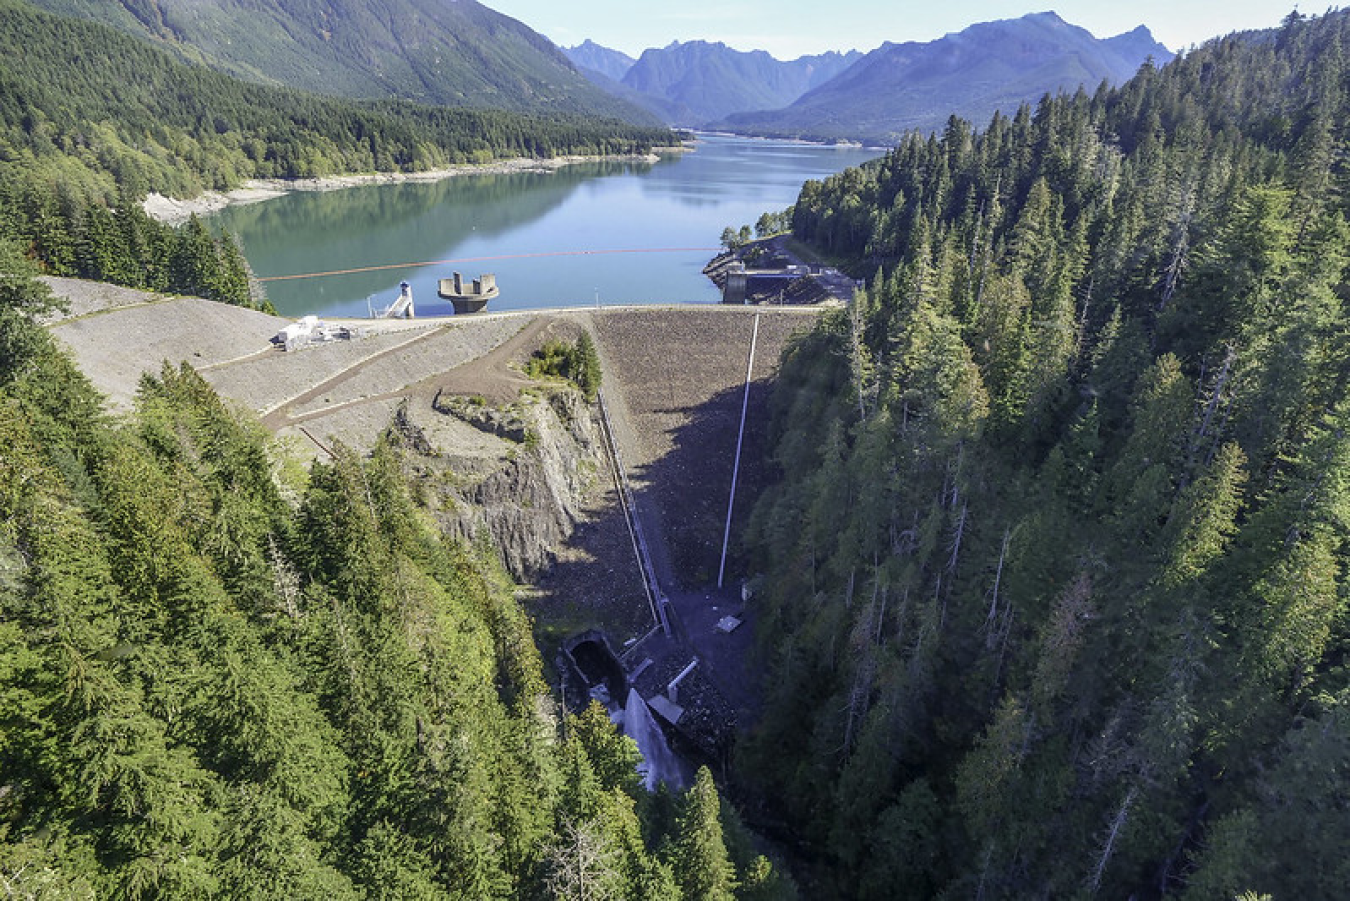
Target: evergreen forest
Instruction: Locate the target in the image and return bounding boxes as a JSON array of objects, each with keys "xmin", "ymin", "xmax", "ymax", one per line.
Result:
[
  {"xmin": 0, "ymin": 247, "xmax": 789, "ymax": 897},
  {"xmin": 739, "ymin": 9, "xmax": 1350, "ymax": 898},
  {"xmin": 7, "ymin": 0, "xmax": 1350, "ymax": 897}
]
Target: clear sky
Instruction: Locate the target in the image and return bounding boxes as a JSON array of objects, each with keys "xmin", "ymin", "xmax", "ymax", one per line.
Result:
[{"xmin": 484, "ymin": 1, "xmax": 1306, "ymax": 59}]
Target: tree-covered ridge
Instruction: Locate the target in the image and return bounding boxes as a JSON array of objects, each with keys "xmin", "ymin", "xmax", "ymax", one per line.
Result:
[
  {"xmin": 0, "ymin": 0, "xmax": 674, "ymax": 199},
  {"xmin": 0, "ymin": 248, "xmax": 790, "ymax": 898},
  {"xmin": 742, "ymin": 9, "xmax": 1350, "ymax": 898},
  {"xmin": 25, "ymin": 0, "xmax": 658, "ymax": 123}
]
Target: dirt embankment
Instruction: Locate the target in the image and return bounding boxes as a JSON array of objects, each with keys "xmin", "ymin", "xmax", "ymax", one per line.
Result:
[
  {"xmin": 43, "ymin": 278, "xmax": 656, "ymax": 636},
  {"xmin": 44, "ymin": 279, "xmax": 815, "ymax": 600},
  {"xmin": 43, "ymin": 282, "xmax": 825, "ymax": 730},
  {"xmin": 587, "ymin": 307, "xmax": 817, "ymax": 588}
]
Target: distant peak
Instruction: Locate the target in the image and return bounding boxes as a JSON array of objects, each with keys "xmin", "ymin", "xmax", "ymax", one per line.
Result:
[
  {"xmin": 1012, "ymin": 10, "xmax": 1076, "ymax": 30},
  {"xmin": 1108, "ymin": 24, "xmax": 1160, "ymax": 40},
  {"xmin": 666, "ymin": 39, "xmax": 728, "ymax": 50},
  {"xmin": 1105, "ymin": 23, "xmax": 1172, "ymax": 56}
]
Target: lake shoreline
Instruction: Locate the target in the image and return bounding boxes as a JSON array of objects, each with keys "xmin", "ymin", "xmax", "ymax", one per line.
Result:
[
  {"xmin": 200, "ymin": 134, "xmax": 882, "ymax": 318},
  {"xmin": 143, "ymin": 146, "xmax": 690, "ymax": 226}
]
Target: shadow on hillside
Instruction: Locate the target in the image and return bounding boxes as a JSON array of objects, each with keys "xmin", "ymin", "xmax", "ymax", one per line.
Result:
[
  {"xmin": 527, "ymin": 478, "xmax": 655, "ymax": 664},
  {"xmin": 623, "ymin": 376, "xmax": 781, "ymax": 728},
  {"xmin": 525, "ymin": 368, "xmax": 783, "ymax": 728},
  {"xmin": 630, "ymin": 377, "xmax": 779, "ymax": 593}
]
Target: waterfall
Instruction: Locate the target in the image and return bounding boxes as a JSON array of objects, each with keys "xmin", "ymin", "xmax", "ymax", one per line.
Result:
[{"xmin": 622, "ymin": 687, "xmax": 685, "ymax": 791}]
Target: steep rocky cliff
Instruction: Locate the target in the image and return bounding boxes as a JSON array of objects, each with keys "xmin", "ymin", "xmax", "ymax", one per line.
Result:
[{"xmin": 387, "ymin": 386, "xmax": 608, "ymax": 581}]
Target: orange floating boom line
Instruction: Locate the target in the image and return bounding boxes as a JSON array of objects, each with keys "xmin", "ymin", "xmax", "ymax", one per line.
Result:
[{"xmin": 256, "ymin": 246, "xmax": 723, "ymax": 282}]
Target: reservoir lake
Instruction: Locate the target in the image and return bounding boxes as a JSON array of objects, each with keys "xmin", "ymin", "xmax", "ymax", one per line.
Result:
[{"xmin": 210, "ymin": 134, "xmax": 883, "ymax": 319}]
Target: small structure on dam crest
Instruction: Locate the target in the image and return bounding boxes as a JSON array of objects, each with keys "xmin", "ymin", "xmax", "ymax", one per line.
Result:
[
  {"xmin": 439, "ymin": 271, "xmax": 499, "ymax": 314},
  {"xmin": 272, "ymin": 314, "xmax": 361, "ymax": 350},
  {"xmin": 368, "ymin": 280, "xmax": 415, "ymax": 319}
]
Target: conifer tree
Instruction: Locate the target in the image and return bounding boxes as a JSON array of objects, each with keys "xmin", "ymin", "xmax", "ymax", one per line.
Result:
[
  {"xmin": 0, "ymin": 240, "xmax": 64, "ymax": 386},
  {"xmin": 668, "ymin": 767, "xmax": 736, "ymax": 901}
]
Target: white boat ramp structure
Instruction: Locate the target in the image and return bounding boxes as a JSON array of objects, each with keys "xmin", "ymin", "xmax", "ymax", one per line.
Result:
[{"xmin": 370, "ymin": 280, "xmax": 416, "ymax": 319}]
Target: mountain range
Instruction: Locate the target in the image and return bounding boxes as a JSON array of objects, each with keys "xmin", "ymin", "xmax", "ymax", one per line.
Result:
[
  {"xmin": 719, "ymin": 12, "xmax": 1172, "ymax": 142},
  {"xmin": 22, "ymin": 0, "xmax": 657, "ymax": 122},
  {"xmin": 566, "ymin": 40, "xmax": 863, "ymax": 126},
  {"xmin": 567, "ymin": 12, "xmax": 1171, "ymax": 142},
  {"xmin": 565, "ymin": 38, "xmax": 637, "ymax": 83},
  {"xmin": 24, "ymin": 1, "xmax": 1174, "ymax": 145}
]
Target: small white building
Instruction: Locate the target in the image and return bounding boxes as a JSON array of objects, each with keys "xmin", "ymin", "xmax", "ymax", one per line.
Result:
[
  {"xmin": 273, "ymin": 315, "xmax": 323, "ymax": 351},
  {"xmin": 273, "ymin": 314, "xmax": 315, "ymax": 341}
]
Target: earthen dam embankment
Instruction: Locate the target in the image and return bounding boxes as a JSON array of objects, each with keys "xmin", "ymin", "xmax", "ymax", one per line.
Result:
[
  {"xmin": 46, "ymin": 279, "xmax": 818, "ymax": 592},
  {"xmin": 46, "ymin": 281, "xmax": 822, "ymax": 729}
]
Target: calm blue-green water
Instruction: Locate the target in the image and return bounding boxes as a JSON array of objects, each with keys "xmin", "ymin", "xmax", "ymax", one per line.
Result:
[{"xmin": 210, "ymin": 134, "xmax": 883, "ymax": 318}]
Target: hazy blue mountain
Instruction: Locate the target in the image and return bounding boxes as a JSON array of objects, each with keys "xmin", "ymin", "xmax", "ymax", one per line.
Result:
[
  {"xmin": 615, "ymin": 40, "xmax": 863, "ymax": 125},
  {"xmin": 23, "ymin": 0, "xmax": 658, "ymax": 121},
  {"xmin": 1103, "ymin": 23, "xmax": 1175, "ymax": 61},
  {"xmin": 563, "ymin": 39, "xmax": 637, "ymax": 82},
  {"xmin": 718, "ymin": 11, "xmax": 1173, "ymax": 142}
]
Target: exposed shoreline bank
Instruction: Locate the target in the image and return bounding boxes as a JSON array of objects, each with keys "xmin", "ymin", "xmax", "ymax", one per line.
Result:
[{"xmin": 142, "ymin": 146, "xmax": 689, "ymax": 225}]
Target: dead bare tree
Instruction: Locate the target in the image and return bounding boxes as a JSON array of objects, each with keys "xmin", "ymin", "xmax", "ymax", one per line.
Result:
[
  {"xmin": 1185, "ymin": 343, "xmax": 1236, "ymax": 482},
  {"xmin": 949, "ymin": 501, "xmax": 969, "ymax": 573},
  {"xmin": 848, "ymin": 288, "xmax": 876, "ymax": 422},
  {"xmin": 268, "ymin": 533, "xmax": 301, "ymax": 619},
  {"xmin": 983, "ymin": 528, "xmax": 1013, "ymax": 648},
  {"xmin": 1089, "ymin": 786, "xmax": 1138, "ymax": 895},
  {"xmin": 543, "ymin": 819, "xmax": 621, "ymax": 901},
  {"xmin": 1157, "ymin": 179, "xmax": 1196, "ymax": 312}
]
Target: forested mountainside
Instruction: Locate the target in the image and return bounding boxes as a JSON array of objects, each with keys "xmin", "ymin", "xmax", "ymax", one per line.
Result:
[
  {"xmin": 0, "ymin": 259, "xmax": 792, "ymax": 895},
  {"xmin": 740, "ymin": 9, "xmax": 1350, "ymax": 898},
  {"xmin": 718, "ymin": 12, "xmax": 1171, "ymax": 143},
  {"xmin": 23, "ymin": 0, "xmax": 656, "ymax": 122},
  {"xmin": 0, "ymin": 0, "xmax": 672, "ymax": 310}
]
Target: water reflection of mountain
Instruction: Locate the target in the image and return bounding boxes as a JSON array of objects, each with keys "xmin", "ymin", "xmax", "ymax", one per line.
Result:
[
  {"xmin": 212, "ymin": 160, "xmax": 663, "ymax": 315},
  {"xmin": 215, "ymin": 160, "xmax": 655, "ymax": 273}
]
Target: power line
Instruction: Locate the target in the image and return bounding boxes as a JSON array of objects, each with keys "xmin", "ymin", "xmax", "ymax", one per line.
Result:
[{"xmin": 256, "ymin": 246, "xmax": 721, "ymax": 282}]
